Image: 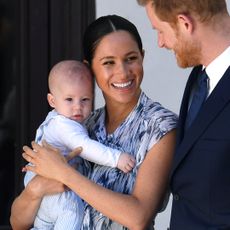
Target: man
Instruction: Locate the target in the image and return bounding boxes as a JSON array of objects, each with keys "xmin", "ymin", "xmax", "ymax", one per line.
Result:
[{"xmin": 137, "ymin": 0, "xmax": 230, "ymax": 229}]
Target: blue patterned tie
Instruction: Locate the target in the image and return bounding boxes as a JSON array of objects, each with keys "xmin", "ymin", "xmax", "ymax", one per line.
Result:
[{"xmin": 185, "ymin": 70, "xmax": 209, "ymax": 129}]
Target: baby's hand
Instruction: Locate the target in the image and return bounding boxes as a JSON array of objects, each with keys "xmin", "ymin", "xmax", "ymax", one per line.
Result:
[{"xmin": 117, "ymin": 153, "xmax": 136, "ymax": 173}]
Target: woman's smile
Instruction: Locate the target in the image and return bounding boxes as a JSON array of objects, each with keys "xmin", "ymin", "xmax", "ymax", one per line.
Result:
[{"xmin": 112, "ymin": 80, "xmax": 133, "ymax": 89}]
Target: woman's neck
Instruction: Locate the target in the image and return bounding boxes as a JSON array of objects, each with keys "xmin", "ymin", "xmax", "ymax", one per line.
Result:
[{"xmin": 105, "ymin": 95, "xmax": 140, "ymax": 134}]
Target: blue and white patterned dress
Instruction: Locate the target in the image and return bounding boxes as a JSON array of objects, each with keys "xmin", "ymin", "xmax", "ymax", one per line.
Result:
[{"xmin": 82, "ymin": 91, "xmax": 178, "ymax": 229}]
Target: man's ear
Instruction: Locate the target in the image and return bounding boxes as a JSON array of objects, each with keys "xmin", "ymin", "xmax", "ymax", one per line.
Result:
[
  {"xmin": 177, "ymin": 14, "xmax": 195, "ymax": 33},
  {"xmin": 47, "ymin": 93, "xmax": 55, "ymax": 108}
]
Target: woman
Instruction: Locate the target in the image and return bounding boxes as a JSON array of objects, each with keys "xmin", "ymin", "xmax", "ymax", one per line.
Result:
[{"xmin": 10, "ymin": 15, "xmax": 177, "ymax": 230}]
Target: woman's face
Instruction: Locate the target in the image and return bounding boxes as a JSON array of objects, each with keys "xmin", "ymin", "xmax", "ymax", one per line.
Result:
[{"xmin": 91, "ymin": 30, "xmax": 144, "ymax": 105}]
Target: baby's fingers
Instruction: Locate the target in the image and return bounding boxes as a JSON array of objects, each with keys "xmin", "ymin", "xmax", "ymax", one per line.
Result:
[{"xmin": 129, "ymin": 157, "xmax": 136, "ymax": 168}]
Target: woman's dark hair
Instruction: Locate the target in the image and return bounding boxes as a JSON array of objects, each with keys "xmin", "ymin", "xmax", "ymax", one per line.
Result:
[{"xmin": 83, "ymin": 15, "xmax": 143, "ymax": 64}]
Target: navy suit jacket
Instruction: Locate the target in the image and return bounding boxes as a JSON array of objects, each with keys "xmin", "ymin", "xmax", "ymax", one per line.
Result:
[{"xmin": 169, "ymin": 65, "xmax": 230, "ymax": 230}]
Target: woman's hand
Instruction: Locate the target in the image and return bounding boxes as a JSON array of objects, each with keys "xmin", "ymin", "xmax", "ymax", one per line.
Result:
[{"xmin": 22, "ymin": 140, "xmax": 82, "ymax": 182}]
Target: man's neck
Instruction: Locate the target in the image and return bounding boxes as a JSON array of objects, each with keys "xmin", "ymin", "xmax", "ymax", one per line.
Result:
[{"xmin": 200, "ymin": 15, "xmax": 230, "ymax": 66}]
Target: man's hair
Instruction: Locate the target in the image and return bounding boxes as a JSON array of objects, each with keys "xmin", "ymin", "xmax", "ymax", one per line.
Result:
[
  {"xmin": 136, "ymin": 0, "xmax": 150, "ymax": 6},
  {"xmin": 137, "ymin": 0, "xmax": 228, "ymax": 24}
]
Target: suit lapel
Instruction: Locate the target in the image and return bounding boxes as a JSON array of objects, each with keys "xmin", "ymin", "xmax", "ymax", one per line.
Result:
[
  {"xmin": 171, "ymin": 66, "xmax": 230, "ymax": 176},
  {"xmin": 175, "ymin": 66, "xmax": 202, "ymax": 145}
]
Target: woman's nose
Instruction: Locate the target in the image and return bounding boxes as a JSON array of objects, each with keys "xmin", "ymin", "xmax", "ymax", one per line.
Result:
[{"xmin": 116, "ymin": 62, "xmax": 128, "ymax": 76}]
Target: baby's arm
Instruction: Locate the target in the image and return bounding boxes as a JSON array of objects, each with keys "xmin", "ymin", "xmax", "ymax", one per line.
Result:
[
  {"xmin": 69, "ymin": 132, "xmax": 136, "ymax": 173},
  {"xmin": 53, "ymin": 117, "xmax": 136, "ymax": 172}
]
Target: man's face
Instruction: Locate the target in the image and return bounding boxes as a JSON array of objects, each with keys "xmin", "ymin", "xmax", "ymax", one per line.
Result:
[
  {"xmin": 145, "ymin": 2, "xmax": 177, "ymax": 50},
  {"xmin": 174, "ymin": 30, "xmax": 202, "ymax": 68},
  {"xmin": 145, "ymin": 1, "xmax": 201, "ymax": 68}
]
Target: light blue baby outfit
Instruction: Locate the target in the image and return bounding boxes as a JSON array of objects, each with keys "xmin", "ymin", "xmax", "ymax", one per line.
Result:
[{"xmin": 24, "ymin": 110, "xmax": 123, "ymax": 230}]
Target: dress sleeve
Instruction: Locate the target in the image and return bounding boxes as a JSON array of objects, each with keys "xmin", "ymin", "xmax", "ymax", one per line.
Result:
[{"xmin": 147, "ymin": 109, "xmax": 178, "ymax": 151}]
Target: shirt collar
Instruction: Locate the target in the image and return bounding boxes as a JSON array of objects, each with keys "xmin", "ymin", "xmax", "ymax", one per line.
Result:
[{"xmin": 205, "ymin": 46, "xmax": 230, "ymax": 94}]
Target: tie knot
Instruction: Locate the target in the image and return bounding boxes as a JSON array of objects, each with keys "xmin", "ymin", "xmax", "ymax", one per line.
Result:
[
  {"xmin": 197, "ymin": 69, "xmax": 209, "ymax": 94},
  {"xmin": 185, "ymin": 68, "xmax": 209, "ymax": 130},
  {"xmin": 198, "ymin": 69, "xmax": 208, "ymax": 85}
]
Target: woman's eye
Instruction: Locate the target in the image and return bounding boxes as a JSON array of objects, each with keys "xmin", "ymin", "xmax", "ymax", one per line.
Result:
[
  {"xmin": 127, "ymin": 56, "xmax": 138, "ymax": 62},
  {"xmin": 102, "ymin": 60, "xmax": 114, "ymax": 65}
]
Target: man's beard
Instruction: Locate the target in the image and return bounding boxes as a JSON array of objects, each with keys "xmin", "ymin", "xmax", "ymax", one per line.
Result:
[{"xmin": 174, "ymin": 34, "xmax": 202, "ymax": 68}]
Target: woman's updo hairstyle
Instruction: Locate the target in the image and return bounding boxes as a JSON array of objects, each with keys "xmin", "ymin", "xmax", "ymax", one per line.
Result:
[{"xmin": 83, "ymin": 15, "xmax": 143, "ymax": 65}]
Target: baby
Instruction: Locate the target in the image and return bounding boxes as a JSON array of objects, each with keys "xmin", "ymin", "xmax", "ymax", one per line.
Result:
[{"xmin": 24, "ymin": 60, "xmax": 135, "ymax": 230}]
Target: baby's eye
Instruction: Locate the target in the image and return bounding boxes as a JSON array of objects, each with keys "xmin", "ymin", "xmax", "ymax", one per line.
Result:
[
  {"xmin": 65, "ymin": 98, "xmax": 73, "ymax": 102},
  {"xmin": 81, "ymin": 98, "xmax": 90, "ymax": 102}
]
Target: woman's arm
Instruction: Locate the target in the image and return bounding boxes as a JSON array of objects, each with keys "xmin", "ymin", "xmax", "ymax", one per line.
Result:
[
  {"xmin": 10, "ymin": 175, "xmax": 65, "ymax": 230},
  {"xmin": 23, "ymin": 129, "xmax": 176, "ymax": 230}
]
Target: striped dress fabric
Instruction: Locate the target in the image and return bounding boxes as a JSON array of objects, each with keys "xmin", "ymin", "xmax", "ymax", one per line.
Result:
[{"xmin": 81, "ymin": 91, "xmax": 178, "ymax": 229}]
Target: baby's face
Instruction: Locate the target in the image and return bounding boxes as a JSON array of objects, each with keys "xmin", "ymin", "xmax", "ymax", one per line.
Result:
[{"xmin": 51, "ymin": 76, "xmax": 93, "ymax": 123}]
